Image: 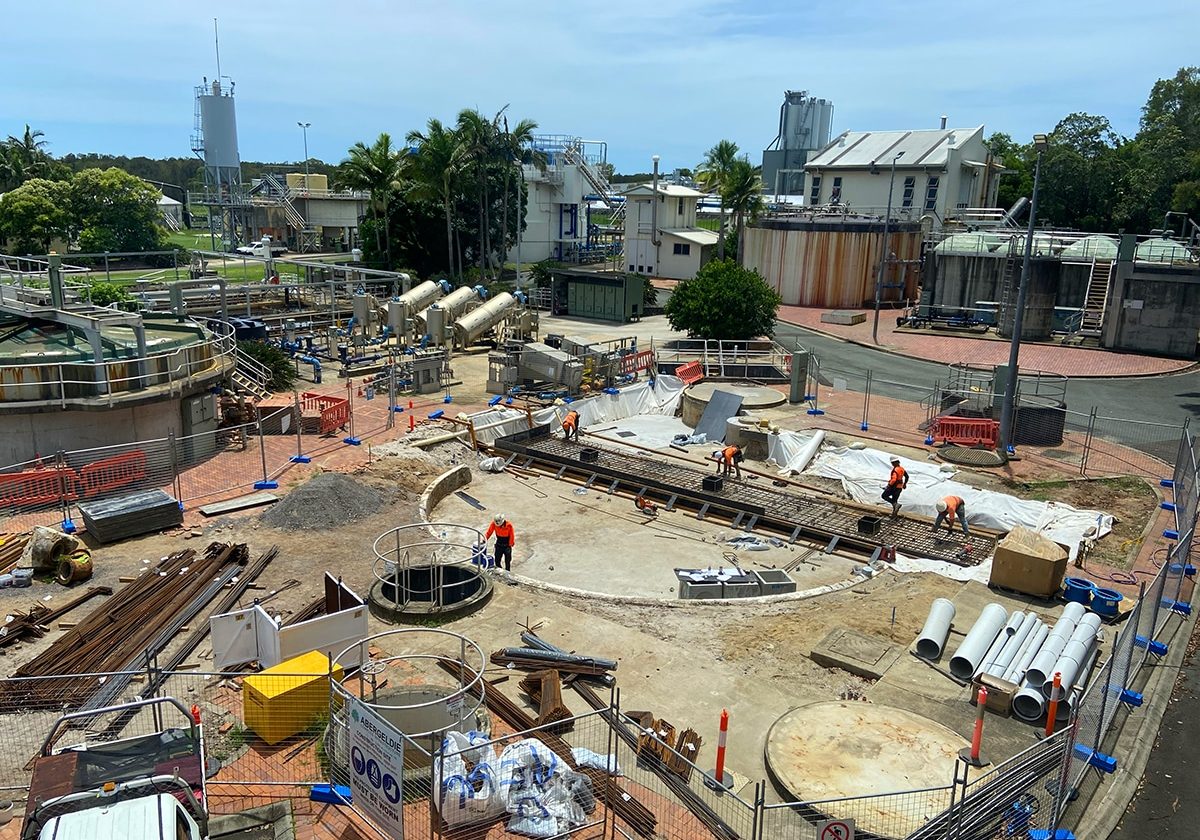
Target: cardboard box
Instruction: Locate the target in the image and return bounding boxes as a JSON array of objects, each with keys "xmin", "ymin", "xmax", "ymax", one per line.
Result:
[
  {"xmin": 973, "ymin": 672, "xmax": 1017, "ymax": 717},
  {"xmin": 989, "ymin": 526, "xmax": 1069, "ymax": 598}
]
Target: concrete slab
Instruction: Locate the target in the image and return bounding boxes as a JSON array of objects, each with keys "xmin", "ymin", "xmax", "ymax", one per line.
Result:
[
  {"xmin": 810, "ymin": 627, "xmax": 901, "ymax": 680},
  {"xmin": 764, "ymin": 701, "xmax": 965, "ymax": 836}
]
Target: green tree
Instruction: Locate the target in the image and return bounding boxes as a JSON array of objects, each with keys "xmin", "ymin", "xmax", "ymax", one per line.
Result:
[
  {"xmin": 335, "ymin": 133, "xmax": 402, "ymax": 268},
  {"xmin": 68, "ymin": 167, "xmax": 165, "ymax": 253},
  {"xmin": 664, "ymin": 258, "xmax": 780, "ymax": 340},
  {"xmin": 696, "ymin": 140, "xmax": 739, "ymax": 260},
  {"xmin": 1039, "ymin": 113, "xmax": 1126, "ymax": 231},
  {"xmin": 236, "ymin": 340, "xmax": 296, "ymax": 391},
  {"xmin": 721, "ymin": 158, "xmax": 765, "ymax": 265},
  {"xmin": 0, "ymin": 178, "xmax": 71, "ymax": 253},
  {"xmin": 985, "ymin": 132, "xmax": 1032, "ymax": 213},
  {"xmin": 405, "ymin": 119, "xmax": 462, "ymax": 280},
  {"xmin": 5, "ymin": 125, "xmax": 51, "ymax": 182},
  {"xmin": 84, "ymin": 280, "xmax": 132, "ymax": 308},
  {"xmin": 454, "ymin": 108, "xmax": 499, "ymax": 276}
]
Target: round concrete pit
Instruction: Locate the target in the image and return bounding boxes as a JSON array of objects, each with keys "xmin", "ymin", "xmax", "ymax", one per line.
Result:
[
  {"xmin": 681, "ymin": 381, "xmax": 786, "ymax": 428},
  {"xmin": 765, "ymin": 701, "xmax": 968, "ymax": 838}
]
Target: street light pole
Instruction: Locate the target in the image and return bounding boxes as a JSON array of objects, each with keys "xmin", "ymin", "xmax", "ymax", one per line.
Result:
[
  {"xmin": 872, "ymin": 151, "xmax": 904, "ymax": 344},
  {"xmin": 297, "ymin": 121, "xmax": 311, "ymax": 185},
  {"xmin": 997, "ymin": 134, "xmax": 1049, "ymax": 456}
]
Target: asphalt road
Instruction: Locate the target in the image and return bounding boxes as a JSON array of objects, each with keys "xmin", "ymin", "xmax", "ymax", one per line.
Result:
[{"xmin": 772, "ymin": 321, "xmax": 1200, "ymax": 451}]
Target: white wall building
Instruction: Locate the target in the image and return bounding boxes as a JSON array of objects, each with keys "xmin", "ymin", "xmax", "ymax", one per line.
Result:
[
  {"xmin": 803, "ymin": 126, "xmax": 1004, "ymax": 226},
  {"xmin": 622, "ymin": 183, "xmax": 719, "ymax": 280},
  {"xmin": 157, "ymin": 193, "xmax": 183, "ymax": 230}
]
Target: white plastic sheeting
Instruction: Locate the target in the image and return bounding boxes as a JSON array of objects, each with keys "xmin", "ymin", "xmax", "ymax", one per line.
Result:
[
  {"xmin": 807, "ymin": 446, "xmax": 1112, "ymax": 561},
  {"xmin": 766, "ymin": 429, "xmax": 824, "ymax": 475},
  {"xmin": 470, "ymin": 376, "xmax": 686, "ymax": 446}
]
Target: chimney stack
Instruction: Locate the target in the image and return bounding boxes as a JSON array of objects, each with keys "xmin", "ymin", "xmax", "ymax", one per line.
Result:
[{"xmin": 940, "ymin": 115, "xmax": 948, "ymax": 130}]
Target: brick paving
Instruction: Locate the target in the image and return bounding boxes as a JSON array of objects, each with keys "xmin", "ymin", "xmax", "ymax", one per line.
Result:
[{"xmin": 778, "ymin": 305, "xmax": 1193, "ymax": 378}]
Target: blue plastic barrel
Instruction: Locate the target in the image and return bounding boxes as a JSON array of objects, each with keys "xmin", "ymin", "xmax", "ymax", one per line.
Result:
[
  {"xmin": 1063, "ymin": 577, "xmax": 1095, "ymax": 605},
  {"xmin": 1091, "ymin": 587, "xmax": 1123, "ymax": 617}
]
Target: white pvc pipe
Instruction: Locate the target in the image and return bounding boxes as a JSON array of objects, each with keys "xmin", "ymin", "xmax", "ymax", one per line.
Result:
[
  {"xmin": 988, "ymin": 612, "xmax": 1038, "ymax": 678},
  {"xmin": 1057, "ymin": 647, "xmax": 1099, "ymax": 723},
  {"xmin": 915, "ymin": 598, "xmax": 957, "ymax": 660},
  {"xmin": 1011, "ymin": 678, "xmax": 1045, "ymax": 721},
  {"xmin": 1026, "ymin": 602, "xmax": 1087, "ymax": 687},
  {"xmin": 1005, "ymin": 621, "xmax": 1048, "ymax": 684},
  {"xmin": 1044, "ymin": 616, "xmax": 1101, "ymax": 698},
  {"xmin": 976, "ymin": 611, "xmax": 1025, "ymax": 678},
  {"xmin": 949, "ymin": 603, "xmax": 1008, "ymax": 680}
]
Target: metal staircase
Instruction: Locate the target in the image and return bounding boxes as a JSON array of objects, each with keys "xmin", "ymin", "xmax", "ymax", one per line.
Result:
[
  {"xmin": 561, "ymin": 142, "xmax": 622, "ymax": 224},
  {"xmin": 1079, "ymin": 258, "xmax": 1113, "ymax": 337},
  {"xmin": 258, "ymin": 174, "xmax": 319, "ymax": 251},
  {"xmin": 230, "ymin": 347, "xmax": 274, "ymax": 402},
  {"xmin": 995, "ymin": 236, "xmax": 1021, "ymax": 331}
]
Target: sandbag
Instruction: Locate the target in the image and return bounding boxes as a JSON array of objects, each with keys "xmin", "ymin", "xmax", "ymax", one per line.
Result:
[{"xmin": 433, "ymin": 730, "xmax": 504, "ymax": 826}]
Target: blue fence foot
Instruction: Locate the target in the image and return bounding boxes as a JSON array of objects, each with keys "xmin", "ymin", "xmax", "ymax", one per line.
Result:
[
  {"xmin": 1171, "ymin": 601, "xmax": 1193, "ymax": 616},
  {"xmin": 924, "ymin": 435, "xmax": 935, "ymax": 445},
  {"xmin": 1161, "ymin": 501, "xmax": 1177, "ymax": 511},
  {"xmin": 1006, "ymin": 445, "xmax": 1016, "ymax": 456},
  {"xmin": 803, "ymin": 394, "xmax": 815, "ymax": 402},
  {"xmin": 392, "ymin": 406, "xmax": 405, "ymax": 413},
  {"xmin": 1074, "ymin": 745, "xmax": 1117, "ymax": 773},
  {"xmin": 61, "ymin": 518, "xmax": 76, "ymax": 534},
  {"xmin": 1164, "ymin": 529, "xmax": 1180, "ymax": 540},
  {"xmin": 343, "ymin": 437, "xmax": 362, "ymax": 446},
  {"xmin": 290, "ymin": 455, "xmax": 312, "ymax": 464},
  {"xmin": 807, "ymin": 409, "xmax": 825, "ymax": 416},
  {"xmin": 429, "ymin": 409, "xmax": 445, "ymax": 420},
  {"xmin": 1135, "ymin": 635, "xmax": 1169, "ymax": 656},
  {"xmin": 310, "ymin": 783, "xmax": 351, "ymax": 804},
  {"xmin": 860, "ymin": 423, "xmax": 869, "ymax": 431},
  {"xmin": 1160, "ymin": 478, "xmax": 1175, "ymax": 488},
  {"xmin": 1120, "ymin": 689, "xmax": 1144, "ymax": 707},
  {"xmin": 1029, "ymin": 831, "xmax": 1076, "ymax": 840},
  {"xmin": 443, "ymin": 394, "xmax": 453, "ymax": 403},
  {"xmin": 488, "ymin": 396, "xmax": 502, "ymax": 406},
  {"xmin": 254, "ymin": 480, "xmax": 279, "ymax": 490}
]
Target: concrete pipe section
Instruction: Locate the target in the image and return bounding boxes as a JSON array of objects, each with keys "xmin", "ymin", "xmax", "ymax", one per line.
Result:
[
  {"xmin": 765, "ymin": 702, "xmax": 968, "ymax": 839},
  {"xmin": 915, "ymin": 598, "xmax": 956, "ymax": 660},
  {"xmin": 1026, "ymin": 602, "xmax": 1087, "ymax": 688},
  {"xmin": 369, "ymin": 523, "xmax": 493, "ymax": 623},
  {"xmin": 949, "ymin": 603, "xmax": 1008, "ymax": 680},
  {"xmin": 680, "ymin": 381, "xmax": 786, "ymax": 428}
]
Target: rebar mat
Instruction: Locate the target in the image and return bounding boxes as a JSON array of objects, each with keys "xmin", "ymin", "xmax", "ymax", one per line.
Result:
[{"xmin": 499, "ymin": 432, "xmax": 992, "ymax": 566}]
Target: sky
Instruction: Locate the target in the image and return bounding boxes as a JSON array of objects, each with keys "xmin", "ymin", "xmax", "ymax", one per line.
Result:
[{"xmin": 2, "ymin": 0, "xmax": 1196, "ymax": 174}]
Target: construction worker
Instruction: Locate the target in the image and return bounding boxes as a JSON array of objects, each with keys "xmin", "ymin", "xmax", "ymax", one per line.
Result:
[
  {"xmin": 882, "ymin": 456, "xmax": 908, "ymax": 517},
  {"xmin": 485, "ymin": 514, "xmax": 516, "ymax": 571},
  {"xmin": 933, "ymin": 496, "xmax": 970, "ymax": 536},
  {"xmin": 722, "ymin": 444, "xmax": 744, "ymax": 480},
  {"xmin": 562, "ymin": 409, "xmax": 581, "ymax": 442}
]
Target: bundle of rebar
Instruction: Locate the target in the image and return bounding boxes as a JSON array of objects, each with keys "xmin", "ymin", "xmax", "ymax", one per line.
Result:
[
  {"xmin": 4, "ymin": 543, "xmax": 250, "ymax": 711},
  {"xmin": 518, "ymin": 669, "xmax": 572, "ymax": 728},
  {"xmin": 0, "ymin": 586, "xmax": 111, "ymax": 649},
  {"xmin": 437, "ymin": 658, "xmax": 657, "ymax": 837},
  {"xmin": 573, "ymin": 680, "xmax": 742, "ymax": 840},
  {"xmin": 0, "ymin": 532, "xmax": 31, "ymax": 576},
  {"xmin": 491, "ymin": 646, "xmax": 617, "ymax": 678}
]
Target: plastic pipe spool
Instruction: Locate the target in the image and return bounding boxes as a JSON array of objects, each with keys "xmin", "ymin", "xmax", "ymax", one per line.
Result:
[
  {"xmin": 976, "ymin": 610, "xmax": 1025, "ymax": 678},
  {"xmin": 949, "ymin": 603, "xmax": 1008, "ymax": 680},
  {"xmin": 1042, "ymin": 613, "xmax": 1102, "ymax": 698},
  {"xmin": 1026, "ymin": 602, "xmax": 1086, "ymax": 687},
  {"xmin": 915, "ymin": 598, "xmax": 956, "ymax": 660}
]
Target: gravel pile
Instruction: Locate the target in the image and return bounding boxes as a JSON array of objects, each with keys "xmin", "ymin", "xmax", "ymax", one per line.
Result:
[{"xmin": 260, "ymin": 473, "xmax": 385, "ymax": 531}]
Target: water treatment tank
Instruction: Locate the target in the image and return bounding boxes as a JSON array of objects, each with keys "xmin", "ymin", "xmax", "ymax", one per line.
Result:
[
  {"xmin": 1136, "ymin": 237, "xmax": 1194, "ymax": 265},
  {"xmin": 453, "ymin": 293, "xmax": 516, "ymax": 347},
  {"xmin": 929, "ymin": 233, "xmax": 1007, "ymax": 310},
  {"xmin": 387, "ymin": 299, "xmax": 406, "ymax": 331},
  {"xmin": 1057, "ymin": 236, "xmax": 1119, "ymax": 308},
  {"xmin": 425, "ymin": 305, "xmax": 448, "ymax": 345},
  {"xmin": 352, "ymin": 294, "xmax": 371, "ymax": 327},
  {"xmin": 416, "ymin": 285, "xmax": 479, "ymax": 332},
  {"xmin": 997, "ymin": 257, "xmax": 1060, "ymax": 341},
  {"xmin": 396, "ymin": 280, "xmax": 446, "ymax": 314}
]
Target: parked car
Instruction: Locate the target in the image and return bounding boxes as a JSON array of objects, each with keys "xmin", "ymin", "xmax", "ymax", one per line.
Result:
[{"xmin": 235, "ymin": 240, "xmax": 287, "ymax": 257}]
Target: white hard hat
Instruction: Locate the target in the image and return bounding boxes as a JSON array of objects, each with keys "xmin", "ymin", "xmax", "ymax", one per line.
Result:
[
  {"xmin": 936, "ymin": 500, "xmax": 947, "ymax": 512},
  {"xmin": 890, "ymin": 457, "xmax": 901, "ymax": 464},
  {"xmin": 494, "ymin": 514, "xmax": 506, "ymax": 525}
]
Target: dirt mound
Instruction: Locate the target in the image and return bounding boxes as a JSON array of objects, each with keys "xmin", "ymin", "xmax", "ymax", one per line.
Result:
[{"xmin": 261, "ymin": 472, "xmax": 386, "ymax": 531}]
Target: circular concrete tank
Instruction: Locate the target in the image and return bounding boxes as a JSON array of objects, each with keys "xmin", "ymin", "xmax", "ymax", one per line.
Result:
[
  {"xmin": 681, "ymin": 381, "xmax": 785, "ymax": 428},
  {"xmin": 765, "ymin": 702, "xmax": 968, "ymax": 838},
  {"xmin": 997, "ymin": 257, "xmax": 1060, "ymax": 341},
  {"xmin": 370, "ymin": 523, "xmax": 493, "ymax": 622},
  {"xmin": 723, "ymin": 416, "xmax": 774, "ymax": 460}
]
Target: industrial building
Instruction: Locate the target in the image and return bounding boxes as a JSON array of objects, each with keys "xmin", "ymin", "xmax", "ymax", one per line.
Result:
[
  {"xmin": 761, "ymin": 90, "xmax": 835, "ymax": 198},
  {"xmin": 803, "ymin": 123, "xmax": 1005, "ymax": 227},
  {"xmin": 622, "ymin": 182, "xmax": 719, "ymax": 280}
]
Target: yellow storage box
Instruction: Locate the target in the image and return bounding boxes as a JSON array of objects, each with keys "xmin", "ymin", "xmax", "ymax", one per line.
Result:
[{"xmin": 243, "ymin": 650, "xmax": 344, "ymax": 746}]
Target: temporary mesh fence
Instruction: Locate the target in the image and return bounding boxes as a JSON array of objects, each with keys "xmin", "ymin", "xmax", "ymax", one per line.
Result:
[{"xmin": 761, "ymin": 785, "xmax": 955, "ymax": 840}]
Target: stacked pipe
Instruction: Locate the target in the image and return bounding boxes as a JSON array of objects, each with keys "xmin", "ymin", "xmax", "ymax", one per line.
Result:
[
  {"xmin": 491, "ymin": 647, "xmax": 618, "ymax": 678},
  {"xmin": 1011, "ymin": 604, "xmax": 1100, "ymax": 722}
]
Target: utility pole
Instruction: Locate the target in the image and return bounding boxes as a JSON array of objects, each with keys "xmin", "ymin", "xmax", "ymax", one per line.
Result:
[{"xmin": 297, "ymin": 122, "xmax": 311, "ymax": 185}]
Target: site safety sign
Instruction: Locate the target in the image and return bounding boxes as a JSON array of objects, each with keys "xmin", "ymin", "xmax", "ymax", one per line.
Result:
[
  {"xmin": 348, "ymin": 696, "xmax": 405, "ymax": 838},
  {"xmin": 816, "ymin": 817, "xmax": 855, "ymax": 840}
]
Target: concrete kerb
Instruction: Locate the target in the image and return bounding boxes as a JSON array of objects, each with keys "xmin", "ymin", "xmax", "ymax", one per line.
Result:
[
  {"xmin": 417, "ymin": 460, "xmax": 880, "ymax": 607},
  {"xmin": 1069, "ymin": 595, "xmax": 1199, "ymax": 840},
  {"xmin": 776, "ymin": 317, "xmax": 1200, "ymax": 380}
]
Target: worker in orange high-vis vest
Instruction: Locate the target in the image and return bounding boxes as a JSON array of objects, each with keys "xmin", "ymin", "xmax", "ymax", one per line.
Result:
[
  {"xmin": 485, "ymin": 514, "xmax": 516, "ymax": 571},
  {"xmin": 933, "ymin": 495, "xmax": 970, "ymax": 536},
  {"xmin": 562, "ymin": 409, "xmax": 581, "ymax": 442},
  {"xmin": 882, "ymin": 456, "xmax": 908, "ymax": 517},
  {"xmin": 722, "ymin": 444, "xmax": 744, "ymax": 479}
]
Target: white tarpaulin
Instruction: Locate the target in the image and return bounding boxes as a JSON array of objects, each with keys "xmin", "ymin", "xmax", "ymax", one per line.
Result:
[
  {"xmin": 766, "ymin": 429, "xmax": 824, "ymax": 475},
  {"xmin": 808, "ymin": 446, "xmax": 1112, "ymax": 560},
  {"xmin": 589, "ymin": 415, "xmax": 695, "ymax": 451}
]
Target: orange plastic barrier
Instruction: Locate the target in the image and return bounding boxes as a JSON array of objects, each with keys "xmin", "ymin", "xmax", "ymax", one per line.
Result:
[
  {"xmin": 932, "ymin": 416, "xmax": 999, "ymax": 448},
  {"xmin": 0, "ymin": 467, "xmax": 77, "ymax": 508},
  {"xmin": 77, "ymin": 450, "xmax": 147, "ymax": 498},
  {"xmin": 675, "ymin": 361, "xmax": 704, "ymax": 385},
  {"xmin": 620, "ymin": 349, "xmax": 655, "ymax": 376},
  {"xmin": 301, "ymin": 392, "xmax": 351, "ymax": 435}
]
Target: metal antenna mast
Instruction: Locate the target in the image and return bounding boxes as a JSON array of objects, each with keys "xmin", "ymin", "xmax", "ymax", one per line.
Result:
[{"xmin": 213, "ymin": 18, "xmax": 221, "ymax": 80}]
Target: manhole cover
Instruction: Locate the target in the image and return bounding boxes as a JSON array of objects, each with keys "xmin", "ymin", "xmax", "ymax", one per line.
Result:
[
  {"xmin": 939, "ymin": 445, "xmax": 1006, "ymax": 467},
  {"xmin": 827, "ymin": 629, "xmax": 889, "ymax": 666},
  {"xmin": 615, "ymin": 431, "xmax": 637, "ymax": 438}
]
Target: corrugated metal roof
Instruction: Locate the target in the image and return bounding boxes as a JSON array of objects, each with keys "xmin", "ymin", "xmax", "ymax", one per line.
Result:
[
  {"xmin": 621, "ymin": 183, "xmax": 706, "ymax": 198},
  {"xmin": 805, "ymin": 127, "xmax": 985, "ymax": 170},
  {"xmin": 662, "ymin": 228, "xmax": 720, "ymax": 246}
]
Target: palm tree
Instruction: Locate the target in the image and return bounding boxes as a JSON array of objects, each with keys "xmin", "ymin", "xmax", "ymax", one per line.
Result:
[
  {"xmin": 721, "ymin": 157, "xmax": 765, "ymax": 265},
  {"xmin": 335, "ymin": 133, "xmax": 402, "ymax": 267},
  {"xmin": 696, "ymin": 140, "xmax": 739, "ymax": 259},
  {"xmin": 496, "ymin": 114, "xmax": 546, "ymax": 271},
  {"xmin": 454, "ymin": 109, "xmax": 498, "ymax": 276},
  {"xmin": 6, "ymin": 125, "xmax": 50, "ymax": 181},
  {"xmin": 405, "ymin": 119, "xmax": 462, "ymax": 279}
]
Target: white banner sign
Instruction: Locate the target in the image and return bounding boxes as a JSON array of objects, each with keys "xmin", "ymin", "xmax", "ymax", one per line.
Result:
[{"xmin": 348, "ymin": 697, "xmax": 405, "ymax": 838}]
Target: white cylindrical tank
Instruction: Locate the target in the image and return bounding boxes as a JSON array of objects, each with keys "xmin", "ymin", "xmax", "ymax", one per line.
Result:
[
  {"xmin": 387, "ymin": 300, "xmax": 406, "ymax": 332},
  {"xmin": 352, "ymin": 294, "xmax": 371, "ymax": 327},
  {"xmin": 396, "ymin": 280, "xmax": 445, "ymax": 314},
  {"xmin": 417, "ymin": 286, "xmax": 478, "ymax": 331},
  {"xmin": 425, "ymin": 306, "xmax": 447, "ymax": 345},
  {"xmin": 453, "ymin": 293, "xmax": 516, "ymax": 347},
  {"xmin": 198, "ymin": 87, "xmax": 240, "ymax": 170}
]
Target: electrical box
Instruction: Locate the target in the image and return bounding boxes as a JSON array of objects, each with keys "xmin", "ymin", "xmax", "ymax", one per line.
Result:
[{"xmin": 243, "ymin": 650, "xmax": 344, "ymax": 745}]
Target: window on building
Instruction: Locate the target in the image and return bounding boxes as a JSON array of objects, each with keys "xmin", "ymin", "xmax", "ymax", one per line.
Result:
[
  {"xmin": 809, "ymin": 175, "xmax": 822, "ymax": 205},
  {"xmin": 677, "ymin": 197, "xmax": 684, "ymax": 215},
  {"xmin": 673, "ymin": 243, "xmax": 691, "ymax": 255},
  {"xmin": 924, "ymin": 176, "xmax": 940, "ymax": 211},
  {"xmin": 901, "ymin": 176, "xmax": 916, "ymax": 209},
  {"xmin": 629, "ymin": 264, "xmax": 635, "ymax": 272},
  {"xmin": 831, "ymin": 176, "xmax": 842, "ymax": 203}
]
